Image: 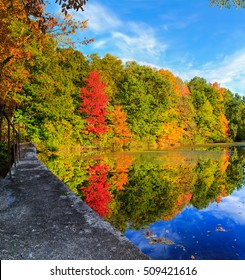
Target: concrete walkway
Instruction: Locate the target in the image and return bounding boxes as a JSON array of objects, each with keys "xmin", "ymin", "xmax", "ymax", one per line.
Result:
[{"xmin": 0, "ymin": 143, "xmax": 148, "ymax": 260}]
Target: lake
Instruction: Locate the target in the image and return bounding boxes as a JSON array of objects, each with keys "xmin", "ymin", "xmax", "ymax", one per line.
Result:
[{"xmin": 42, "ymin": 144, "xmax": 245, "ymax": 260}]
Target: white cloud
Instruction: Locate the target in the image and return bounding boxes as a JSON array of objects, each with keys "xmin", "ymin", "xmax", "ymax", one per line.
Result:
[
  {"xmin": 111, "ymin": 22, "xmax": 167, "ymax": 61},
  {"xmin": 201, "ymin": 188, "xmax": 245, "ymax": 225},
  {"xmin": 176, "ymin": 49, "xmax": 245, "ymax": 96},
  {"xmin": 76, "ymin": 2, "xmax": 168, "ymax": 64},
  {"xmin": 79, "ymin": 3, "xmax": 122, "ymax": 33}
]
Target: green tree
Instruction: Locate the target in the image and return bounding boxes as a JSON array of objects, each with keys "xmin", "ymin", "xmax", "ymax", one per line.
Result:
[
  {"xmin": 88, "ymin": 53, "xmax": 124, "ymax": 101},
  {"xmin": 117, "ymin": 62, "xmax": 170, "ymax": 147},
  {"xmin": 15, "ymin": 36, "xmax": 84, "ymax": 152},
  {"xmin": 188, "ymin": 77, "xmax": 230, "ymax": 143},
  {"xmin": 224, "ymin": 91, "xmax": 245, "ymax": 140}
]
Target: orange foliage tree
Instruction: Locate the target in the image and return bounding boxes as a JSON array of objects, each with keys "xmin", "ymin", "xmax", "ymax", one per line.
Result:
[
  {"xmin": 107, "ymin": 105, "xmax": 132, "ymax": 150},
  {"xmin": 157, "ymin": 69, "xmax": 194, "ymax": 147},
  {"xmin": 0, "ymin": 0, "xmax": 91, "ymax": 108}
]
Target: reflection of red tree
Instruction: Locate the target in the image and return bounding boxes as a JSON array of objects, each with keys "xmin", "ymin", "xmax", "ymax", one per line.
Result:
[{"xmin": 81, "ymin": 164, "xmax": 111, "ymax": 218}]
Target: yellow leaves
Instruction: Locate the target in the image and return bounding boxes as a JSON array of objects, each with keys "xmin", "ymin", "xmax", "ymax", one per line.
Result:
[
  {"xmin": 157, "ymin": 122, "xmax": 184, "ymax": 146},
  {"xmin": 111, "ymin": 173, "xmax": 128, "ymax": 191},
  {"xmin": 211, "ymin": 82, "xmax": 226, "ymax": 101}
]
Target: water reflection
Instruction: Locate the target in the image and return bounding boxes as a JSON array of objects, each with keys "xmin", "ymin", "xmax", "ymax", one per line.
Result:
[{"xmin": 41, "ymin": 145, "xmax": 245, "ymax": 259}]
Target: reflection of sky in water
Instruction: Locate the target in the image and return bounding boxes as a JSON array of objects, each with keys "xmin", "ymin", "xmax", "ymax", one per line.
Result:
[
  {"xmin": 201, "ymin": 188, "xmax": 245, "ymax": 225},
  {"xmin": 125, "ymin": 185, "xmax": 245, "ymax": 260}
]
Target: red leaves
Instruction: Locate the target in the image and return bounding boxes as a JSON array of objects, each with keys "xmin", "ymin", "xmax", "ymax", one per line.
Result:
[
  {"xmin": 81, "ymin": 163, "xmax": 111, "ymax": 218},
  {"xmin": 79, "ymin": 71, "xmax": 109, "ymax": 135}
]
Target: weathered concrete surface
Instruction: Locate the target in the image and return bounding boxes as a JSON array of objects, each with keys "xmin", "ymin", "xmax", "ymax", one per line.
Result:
[{"xmin": 0, "ymin": 143, "xmax": 149, "ymax": 260}]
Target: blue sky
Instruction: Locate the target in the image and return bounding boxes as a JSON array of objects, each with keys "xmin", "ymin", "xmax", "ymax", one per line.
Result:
[{"xmin": 52, "ymin": 0, "xmax": 245, "ymax": 96}]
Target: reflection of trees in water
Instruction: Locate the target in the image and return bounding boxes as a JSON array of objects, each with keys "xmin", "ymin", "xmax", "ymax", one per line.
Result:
[
  {"xmin": 41, "ymin": 147, "xmax": 245, "ymax": 232},
  {"xmin": 80, "ymin": 163, "xmax": 111, "ymax": 218},
  {"xmin": 108, "ymin": 148, "xmax": 245, "ymax": 231}
]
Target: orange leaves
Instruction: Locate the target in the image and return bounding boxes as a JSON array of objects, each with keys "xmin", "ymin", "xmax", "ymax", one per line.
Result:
[
  {"xmin": 107, "ymin": 105, "xmax": 132, "ymax": 146},
  {"xmin": 220, "ymin": 153, "xmax": 230, "ymax": 174},
  {"xmin": 158, "ymin": 69, "xmax": 176, "ymax": 85},
  {"xmin": 157, "ymin": 122, "xmax": 184, "ymax": 147},
  {"xmin": 111, "ymin": 173, "xmax": 128, "ymax": 191},
  {"xmin": 158, "ymin": 69, "xmax": 190, "ymax": 97},
  {"xmin": 177, "ymin": 193, "xmax": 193, "ymax": 206},
  {"xmin": 0, "ymin": 0, "xmax": 92, "ymax": 106},
  {"xmin": 110, "ymin": 154, "xmax": 134, "ymax": 191},
  {"xmin": 0, "ymin": 1, "xmax": 43, "ymax": 103},
  {"xmin": 215, "ymin": 185, "xmax": 228, "ymax": 203},
  {"xmin": 211, "ymin": 82, "xmax": 226, "ymax": 102},
  {"xmin": 219, "ymin": 113, "xmax": 230, "ymax": 137}
]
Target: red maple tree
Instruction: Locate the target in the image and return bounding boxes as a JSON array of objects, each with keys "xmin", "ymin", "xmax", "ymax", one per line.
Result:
[{"xmin": 79, "ymin": 71, "xmax": 109, "ymax": 135}]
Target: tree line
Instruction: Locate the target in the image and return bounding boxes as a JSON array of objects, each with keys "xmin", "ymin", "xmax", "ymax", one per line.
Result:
[{"xmin": 0, "ymin": 0, "xmax": 245, "ymax": 156}]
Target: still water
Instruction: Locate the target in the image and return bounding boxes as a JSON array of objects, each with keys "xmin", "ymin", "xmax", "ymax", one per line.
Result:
[{"xmin": 43, "ymin": 145, "xmax": 245, "ymax": 260}]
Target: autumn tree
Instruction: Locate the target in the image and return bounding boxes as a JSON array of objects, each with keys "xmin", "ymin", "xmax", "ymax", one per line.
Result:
[
  {"xmin": 157, "ymin": 70, "xmax": 196, "ymax": 146},
  {"xmin": 79, "ymin": 71, "xmax": 109, "ymax": 136},
  {"xmin": 107, "ymin": 105, "xmax": 132, "ymax": 150},
  {"xmin": 0, "ymin": 0, "xmax": 41, "ymax": 106},
  {"xmin": 0, "ymin": 0, "xmax": 91, "ymax": 108}
]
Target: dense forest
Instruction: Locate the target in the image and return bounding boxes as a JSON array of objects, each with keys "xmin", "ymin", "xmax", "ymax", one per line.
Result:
[{"xmin": 1, "ymin": 0, "xmax": 245, "ymax": 159}]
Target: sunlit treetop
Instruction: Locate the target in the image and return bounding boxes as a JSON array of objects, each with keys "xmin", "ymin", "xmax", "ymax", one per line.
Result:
[{"xmin": 210, "ymin": 0, "xmax": 245, "ymax": 8}]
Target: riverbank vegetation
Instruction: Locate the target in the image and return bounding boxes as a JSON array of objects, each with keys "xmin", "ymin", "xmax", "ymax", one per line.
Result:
[
  {"xmin": 0, "ymin": 0, "xmax": 245, "ymax": 158},
  {"xmin": 8, "ymin": 51, "xmax": 245, "ymax": 153}
]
